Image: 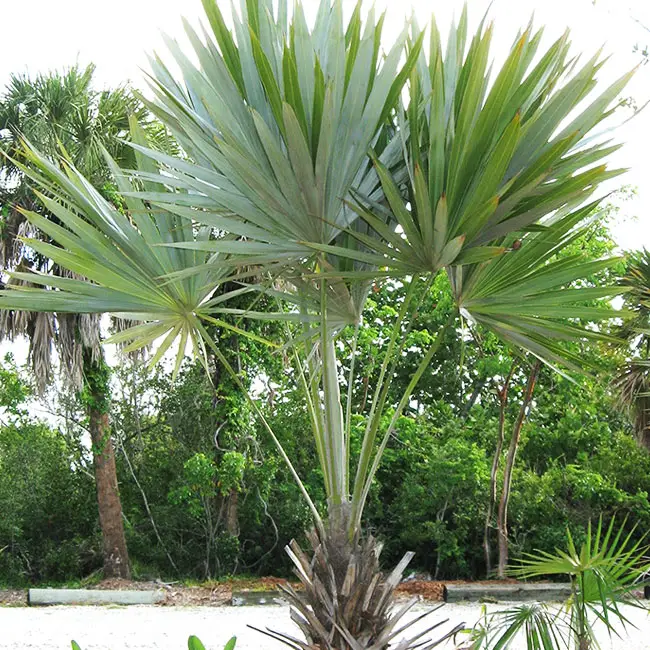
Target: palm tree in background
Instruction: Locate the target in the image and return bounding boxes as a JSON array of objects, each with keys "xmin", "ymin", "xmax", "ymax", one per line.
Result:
[
  {"xmin": 0, "ymin": 0, "xmax": 636, "ymax": 646},
  {"xmin": 0, "ymin": 64, "xmax": 158, "ymax": 579},
  {"xmin": 616, "ymin": 249, "xmax": 650, "ymax": 449}
]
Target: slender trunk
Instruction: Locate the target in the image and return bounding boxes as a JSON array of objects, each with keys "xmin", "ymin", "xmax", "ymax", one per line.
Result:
[
  {"xmin": 638, "ymin": 396, "xmax": 650, "ymax": 449},
  {"xmin": 225, "ymin": 490, "xmax": 240, "ymax": 537},
  {"xmin": 203, "ymin": 497, "xmax": 213, "ymax": 579},
  {"xmin": 89, "ymin": 406, "xmax": 131, "ymax": 579},
  {"xmin": 640, "ymin": 427, "xmax": 650, "ymax": 450},
  {"xmin": 484, "ymin": 361, "xmax": 517, "ymax": 577},
  {"xmin": 462, "ymin": 376, "xmax": 487, "ymax": 419},
  {"xmin": 434, "ymin": 500, "xmax": 448, "ymax": 580},
  {"xmin": 85, "ymin": 354, "xmax": 130, "ymax": 579},
  {"xmin": 496, "ymin": 361, "xmax": 540, "ymax": 579},
  {"xmin": 120, "ymin": 441, "xmax": 178, "ymax": 574}
]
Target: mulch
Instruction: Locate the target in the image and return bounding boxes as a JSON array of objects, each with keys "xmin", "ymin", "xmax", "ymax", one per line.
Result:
[
  {"xmin": 396, "ymin": 580, "xmax": 446, "ymax": 601},
  {"xmin": 0, "ymin": 590, "xmax": 27, "ymax": 606}
]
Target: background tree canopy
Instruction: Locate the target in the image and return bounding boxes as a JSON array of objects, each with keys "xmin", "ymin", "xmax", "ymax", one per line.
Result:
[{"xmin": 1, "ymin": 214, "xmax": 648, "ymax": 586}]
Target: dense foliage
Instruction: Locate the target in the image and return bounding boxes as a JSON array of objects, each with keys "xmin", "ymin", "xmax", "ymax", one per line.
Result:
[{"xmin": 1, "ymin": 244, "xmax": 648, "ymax": 586}]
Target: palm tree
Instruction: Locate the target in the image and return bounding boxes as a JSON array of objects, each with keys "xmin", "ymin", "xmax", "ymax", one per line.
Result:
[
  {"xmin": 615, "ymin": 249, "xmax": 650, "ymax": 449},
  {"xmin": 473, "ymin": 518, "xmax": 650, "ymax": 650},
  {"xmin": 0, "ymin": 64, "xmax": 153, "ymax": 578},
  {"xmin": 0, "ymin": 1, "xmax": 635, "ymax": 647}
]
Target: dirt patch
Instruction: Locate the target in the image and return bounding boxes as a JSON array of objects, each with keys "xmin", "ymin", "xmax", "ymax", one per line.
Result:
[
  {"xmin": 397, "ymin": 581, "xmax": 446, "ymax": 601},
  {"xmin": 447, "ymin": 579, "xmax": 519, "ymax": 585},
  {"xmin": 89, "ymin": 578, "xmax": 232, "ymax": 606},
  {"xmin": 397, "ymin": 579, "xmax": 524, "ymax": 602},
  {"xmin": 96, "ymin": 577, "xmax": 291, "ymax": 606},
  {"xmin": 227, "ymin": 576, "xmax": 289, "ymax": 592},
  {"xmin": 0, "ymin": 590, "xmax": 27, "ymax": 606},
  {"xmin": 158, "ymin": 584, "xmax": 232, "ymax": 607},
  {"xmin": 94, "ymin": 578, "xmax": 161, "ymax": 591}
]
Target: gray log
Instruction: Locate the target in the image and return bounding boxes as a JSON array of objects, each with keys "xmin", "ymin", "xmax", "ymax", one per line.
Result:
[
  {"xmin": 444, "ymin": 583, "xmax": 572, "ymax": 603},
  {"xmin": 28, "ymin": 588, "xmax": 164, "ymax": 606}
]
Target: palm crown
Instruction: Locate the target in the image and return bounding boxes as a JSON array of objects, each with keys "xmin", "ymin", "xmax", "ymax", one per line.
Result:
[{"xmin": 1, "ymin": 0, "xmax": 631, "ymax": 509}]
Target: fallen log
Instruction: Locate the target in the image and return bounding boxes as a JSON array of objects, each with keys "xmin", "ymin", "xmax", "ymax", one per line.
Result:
[{"xmin": 444, "ymin": 583, "xmax": 572, "ymax": 603}]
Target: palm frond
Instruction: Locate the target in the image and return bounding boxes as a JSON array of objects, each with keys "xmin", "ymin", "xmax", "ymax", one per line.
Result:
[
  {"xmin": 122, "ymin": 0, "xmax": 419, "ymax": 270},
  {"xmin": 511, "ymin": 518, "xmax": 650, "ymax": 647},
  {"xmin": 452, "ymin": 203, "xmax": 627, "ymax": 373},
  {"xmin": 614, "ymin": 249, "xmax": 650, "ymax": 444},
  {"xmin": 479, "ymin": 603, "xmax": 567, "ymax": 650},
  {"xmin": 322, "ymin": 14, "xmax": 632, "ymax": 273},
  {"xmin": 0, "ymin": 131, "xmax": 231, "ymax": 377}
]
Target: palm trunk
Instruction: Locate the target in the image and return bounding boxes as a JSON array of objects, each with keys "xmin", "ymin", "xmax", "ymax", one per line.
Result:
[
  {"xmin": 259, "ymin": 292, "xmax": 461, "ymax": 649},
  {"xmin": 496, "ymin": 362, "xmax": 540, "ymax": 578},
  {"xmin": 89, "ymin": 405, "xmax": 131, "ymax": 578},
  {"xmin": 265, "ymin": 505, "xmax": 461, "ymax": 650},
  {"xmin": 84, "ymin": 354, "xmax": 130, "ymax": 579}
]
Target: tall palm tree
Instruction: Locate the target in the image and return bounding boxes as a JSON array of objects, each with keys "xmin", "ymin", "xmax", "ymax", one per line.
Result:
[
  {"xmin": 615, "ymin": 249, "xmax": 650, "ymax": 449},
  {"xmin": 0, "ymin": 1, "xmax": 634, "ymax": 647},
  {"xmin": 0, "ymin": 64, "xmax": 153, "ymax": 578}
]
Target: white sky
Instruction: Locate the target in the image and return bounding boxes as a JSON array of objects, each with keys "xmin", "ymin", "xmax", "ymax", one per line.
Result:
[{"xmin": 2, "ymin": 0, "xmax": 650, "ymax": 372}]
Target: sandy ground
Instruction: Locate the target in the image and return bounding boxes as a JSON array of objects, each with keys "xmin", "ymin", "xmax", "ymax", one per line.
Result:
[{"xmin": 1, "ymin": 602, "xmax": 650, "ymax": 649}]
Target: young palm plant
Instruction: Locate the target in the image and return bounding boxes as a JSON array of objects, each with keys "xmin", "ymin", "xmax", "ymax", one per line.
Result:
[
  {"xmin": 472, "ymin": 519, "xmax": 650, "ymax": 650},
  {"xmin": 0, "ymin": 1, "xmax": 635, "ymax": 648}
]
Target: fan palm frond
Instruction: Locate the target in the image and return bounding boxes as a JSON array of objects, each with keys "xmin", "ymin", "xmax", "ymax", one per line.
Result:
[
  {"xmin": 113, "ymin": 0, "xmax": 419, "ymax": 266},
  {"xmin": 0, "ymin": 128, "xmax": 232, "ymax": 378},
  {"xmin": 614, "ymin": 250, "xmax": 650, "ymax": 445}
]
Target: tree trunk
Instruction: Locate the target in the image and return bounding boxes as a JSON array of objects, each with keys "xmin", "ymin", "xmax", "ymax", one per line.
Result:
[
  {"xmin": 434, "ymin": 500, "xmax": 448, "ymax": 580},
  {"xmin": 484, "ymin": 361, "xmax": 517, "ymax": 577},
  {"xmin": 85, "ymin": 354, "xmax": 130, "ymax": 579},
  {"xmin": 89, "ymin": 406, "xmax": 131, "ymax": 579},
  {"xmin": 225, "ymin": 490, "xmax": 240, "ymax": 537},
  {"xmin": 462, "ymin": 376, "xmax": 487, "ymax": 419},
  {"xmin": 637, "ymin": 396, "xmax": 650, "ymax": 450},
  {"xmin": 496, "ymin": 361, "xmax": 540, "ymax": 579}
]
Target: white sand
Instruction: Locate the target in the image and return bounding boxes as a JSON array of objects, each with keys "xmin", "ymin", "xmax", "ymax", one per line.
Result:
[{"xmin": 1, "ymin": 602, "xmax": 649, "ymax": 649}]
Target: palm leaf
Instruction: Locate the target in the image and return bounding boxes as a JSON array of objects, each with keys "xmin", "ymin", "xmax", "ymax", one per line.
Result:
[
  {"xmin": 0, "ymin": 138, "xmax": 231, "ymax": 376},
  {"xmin": 124, "ymin": 0, "xmax": 421, "ymax": 270}
]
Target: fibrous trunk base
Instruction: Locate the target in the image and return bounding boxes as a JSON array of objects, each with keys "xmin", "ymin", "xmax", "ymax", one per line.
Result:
[{"xmin": 253, "ymin": 509, "xmax": 463, "ymax": 650}]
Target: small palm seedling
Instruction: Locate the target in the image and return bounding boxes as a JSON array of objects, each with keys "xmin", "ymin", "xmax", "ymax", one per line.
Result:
[{"xmin": 470, "ymin": 518, "xmax": 650, "ymax": 650}]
